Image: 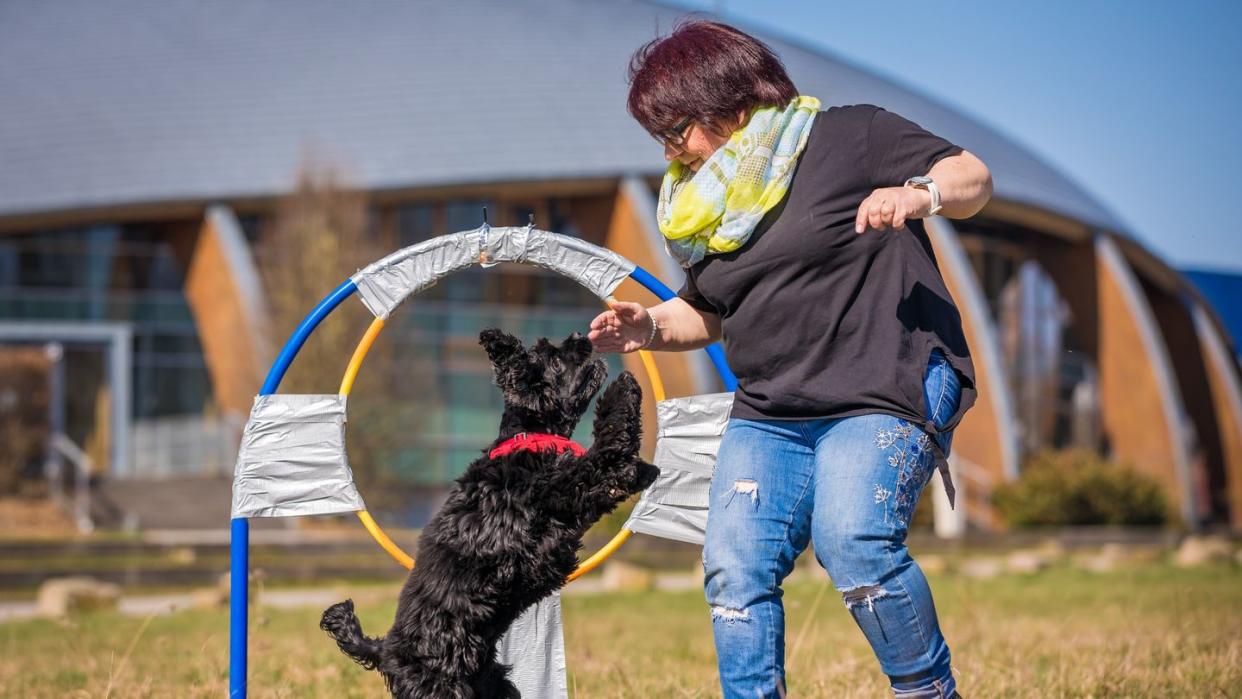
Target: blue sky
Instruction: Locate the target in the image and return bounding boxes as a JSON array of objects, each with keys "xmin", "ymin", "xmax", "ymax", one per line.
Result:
[{"xmin": 679, "ymin": 1, "xmax": 1242, "ymax": 272}]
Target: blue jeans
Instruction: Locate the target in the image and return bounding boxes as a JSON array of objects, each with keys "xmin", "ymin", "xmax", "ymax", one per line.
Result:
[{"xmin": 703, "ymin": 349, "xmax": 961, "ymax": 698}]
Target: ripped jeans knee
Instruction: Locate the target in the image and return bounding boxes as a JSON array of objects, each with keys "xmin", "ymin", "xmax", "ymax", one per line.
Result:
[
  {"xmin": 709, "ymin": 604, "xmax": 752, "ymax": 623},
  {"xmin": 702, "ymin": 523, "xmax": 787, "ymax": 634},
  {"xmin": 702, "ymin": 547, "xmax": 772, "ymax": 624},
  {"xmin": 840, "ymin": 582, "xmax": 890, "ymax": 612}
]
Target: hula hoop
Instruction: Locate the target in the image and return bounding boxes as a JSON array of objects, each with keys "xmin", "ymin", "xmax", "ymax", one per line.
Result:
[{"xmin": 251, "ymin": 235, "xmax": 737, "ymax": 582}]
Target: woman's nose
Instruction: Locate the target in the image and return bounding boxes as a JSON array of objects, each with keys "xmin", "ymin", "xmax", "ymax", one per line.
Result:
[{"xmin": 663, "ymin": 142, "xmax": 682, "ymax": 161}]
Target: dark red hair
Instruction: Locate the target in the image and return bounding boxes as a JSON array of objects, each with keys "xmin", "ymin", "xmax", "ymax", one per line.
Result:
[{"xmin": 627, "ymin": 20, "xmax": 798, "ymax": 137}]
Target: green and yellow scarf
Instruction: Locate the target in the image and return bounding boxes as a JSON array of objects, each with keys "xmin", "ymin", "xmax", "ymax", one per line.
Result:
[{"xmin": 657, "ymin": 95, "xmax": 820, "ymax": 267}]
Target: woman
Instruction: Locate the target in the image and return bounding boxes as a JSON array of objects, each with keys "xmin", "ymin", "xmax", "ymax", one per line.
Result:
[{"xmin": 588, "ymin": 20, "xmax": 991, "ymax": 699}]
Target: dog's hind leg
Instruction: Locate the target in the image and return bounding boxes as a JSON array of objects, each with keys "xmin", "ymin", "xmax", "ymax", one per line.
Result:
[
  {"xmin": 473, "ymin": 659, "xmax": 521, "ymax": 698},
  {"xmin": 320, "ymin": 599, "xmax": 385, "ymax": 670}
]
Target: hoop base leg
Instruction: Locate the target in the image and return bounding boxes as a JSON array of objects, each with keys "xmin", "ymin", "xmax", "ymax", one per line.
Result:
[{"xmin": 229, "ymin": 517, "xmax": 248, "ymax": 698}]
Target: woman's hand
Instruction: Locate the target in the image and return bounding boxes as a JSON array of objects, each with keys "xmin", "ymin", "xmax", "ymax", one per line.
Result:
[
  {"xmin": 856, "ymin": 151, "xmax": 993, "ymax": 234},
  {"xmin": 588, "ymin": 301, "xmax": 653, "ymax": 354},
  {"xmin": 854, "ymin": 186, "xmax": 933, "ymax": 234}
]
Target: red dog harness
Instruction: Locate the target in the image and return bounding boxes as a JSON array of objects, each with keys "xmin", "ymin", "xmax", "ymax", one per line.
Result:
[{"xmin": 488, "ymin": 432, "xmax": 586, "ymax": 460}]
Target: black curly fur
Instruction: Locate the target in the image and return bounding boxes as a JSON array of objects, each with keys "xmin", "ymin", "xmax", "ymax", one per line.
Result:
[{"xmin": 321, "ymin": 329, "xmax": 659, "ymax": 698}]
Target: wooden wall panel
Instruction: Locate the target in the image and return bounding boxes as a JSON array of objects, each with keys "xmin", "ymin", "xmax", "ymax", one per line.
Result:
[
  {"xmin": 1140, "ymin": 277, "xmax": 1226, "ymax": 522},
  {"xmin": 1095, "ymin": 236, "xmax": 1195, "ymax": 523},
  {"xmin": 1192, "ymin": 304, "xmax": 1242, "ymax": 529},
  {"xmin": 183, "ymin": 206, "xmax": 270, "ymax": 418}
]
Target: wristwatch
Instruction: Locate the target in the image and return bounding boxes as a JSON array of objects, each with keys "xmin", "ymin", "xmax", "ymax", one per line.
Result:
[{"xmin": 904, "ymin": 176, "xmax": 943, "ymax": 216}]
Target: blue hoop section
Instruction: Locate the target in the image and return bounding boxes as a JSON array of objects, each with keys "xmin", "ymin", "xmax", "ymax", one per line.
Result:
[
  {"xmin": 229, "ymin": 263, "xmax": 733, "ymax": 698},
  {"xmin": 260, "ymin": 278, "xmax": 358, "ymax": 397},
  {"xmin": 627, "ymin": 266, "xmax": 737, "ymax": 391}
]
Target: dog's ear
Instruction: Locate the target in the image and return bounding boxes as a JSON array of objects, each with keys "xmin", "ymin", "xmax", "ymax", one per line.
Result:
[
  {"xmin": 479, "ymin": 328, "xmax": 523, "ymax": 367},
  {"xmin": 560, "ymin": 332, "xmax": 594, "ymax": 364},
  {"xmin": 568, "ymin": 358, "xmax": 608, "ymax": 417}
]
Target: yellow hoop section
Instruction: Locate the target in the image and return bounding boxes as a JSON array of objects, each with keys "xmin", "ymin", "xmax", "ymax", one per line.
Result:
[
  {"xmin": 357, "ymin": 509, "xmax": 415, "ymax": 569},
  {"xmin": 338, "ymin": 318, "xmax": 415, "ymax": 569},
  {"xmin": 339, "ymin": 303, "xmax": 666, "ymax": 581}
]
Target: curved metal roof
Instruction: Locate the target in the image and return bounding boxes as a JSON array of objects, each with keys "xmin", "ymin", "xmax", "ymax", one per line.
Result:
[{"xmin": 0, "ymin": 0, "xmax": 1121, "ymax": 231}]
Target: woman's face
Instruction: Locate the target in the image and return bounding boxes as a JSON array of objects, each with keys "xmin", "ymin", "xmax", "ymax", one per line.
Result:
[{"xmin": 663, "ymin": 109, "xmax": 748, "ymax": 172}]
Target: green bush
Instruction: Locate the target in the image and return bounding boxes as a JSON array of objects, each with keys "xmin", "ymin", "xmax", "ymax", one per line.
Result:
[{"xmin": 992, "ymin": 449, "xmax": 1168, "ymax": 527}]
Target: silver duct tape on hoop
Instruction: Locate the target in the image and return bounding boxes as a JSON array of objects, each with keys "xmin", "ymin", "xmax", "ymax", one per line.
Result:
[
  {"xmin": 351, "ymin": 226, "xmax": 636, "ymax": 318},
  {"xmin": 624, "ymin": 392, "xmax": 734, "ymax": 545},
  {"xmin": 495, "ymin": 591, "xmax": 569, "ymax": 699},
  {"xmin": 231, "ymin": 394, "xmax": 366, "ymax": 519}
]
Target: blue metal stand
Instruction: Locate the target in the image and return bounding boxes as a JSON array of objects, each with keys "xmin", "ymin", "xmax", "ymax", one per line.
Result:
[{"xmin": 229, "ymin": 517, "xmax": 249, "ymax": 698}]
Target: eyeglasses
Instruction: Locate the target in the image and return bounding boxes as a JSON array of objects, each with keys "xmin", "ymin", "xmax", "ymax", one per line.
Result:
[{"xmin": 653, "ymin": 115, "xmax": 695, "ymax": 147}]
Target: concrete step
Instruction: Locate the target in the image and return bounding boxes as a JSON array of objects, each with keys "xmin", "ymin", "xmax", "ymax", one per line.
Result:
[{"xmin": 94, "ymin": 476, "xmax": 237, "ymax": 530}]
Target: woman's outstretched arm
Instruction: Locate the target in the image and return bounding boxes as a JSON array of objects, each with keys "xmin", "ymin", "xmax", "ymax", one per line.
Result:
[{"xmin": 587, "ymin": 298, "xmax": 721, "ymax": 354}]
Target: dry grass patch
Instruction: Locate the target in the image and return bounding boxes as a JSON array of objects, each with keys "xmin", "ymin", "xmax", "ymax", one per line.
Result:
[{"xmin": 0, "ymin": 563, "xmax": 1237, "ymax": 697}]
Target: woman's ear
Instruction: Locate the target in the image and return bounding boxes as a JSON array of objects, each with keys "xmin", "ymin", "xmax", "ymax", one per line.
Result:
[{"xmin": 707, "ymin": 109, "xmax": 748, "ymax": 138}]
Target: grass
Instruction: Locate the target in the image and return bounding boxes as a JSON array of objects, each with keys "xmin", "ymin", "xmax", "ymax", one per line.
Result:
[{"xmin": 0, "ymin": 562, "xmax": 1238, "ymax": 697}]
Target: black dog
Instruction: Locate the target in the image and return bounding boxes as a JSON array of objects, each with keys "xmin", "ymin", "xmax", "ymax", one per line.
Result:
[{"xmin": 320, "ymin": 329, "xmax": 659, "ymax": 697}]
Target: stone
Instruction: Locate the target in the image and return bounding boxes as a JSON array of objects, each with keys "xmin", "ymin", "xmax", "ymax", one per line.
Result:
[
  {"xmin": 36, "ymin": 576, "xmax": 121, "ymax": 618},
  {"xmin": 1034, "ymin": 537, "xmax": 1068, "ymax": 562},
  {"xmin": 1005, "ymin": 550, "xmax": 1049, "ymax": 574},
  {"xmin": 1173, "ymin": 535, "xmax": 1233, "ymax": 568},
  {"xmin": 1075, "ymin": 544, "xmax": 1122, "ymax": 573},
  {"xmin": 191, "ymin": 583, "xmax": 227, "ymax": 609},
  {"xmin": 958, "ymin": 557, "xmax": 1002, "ymax": 579},
  {"xmin": 217, "ymin": 570, "xmax": 264, "ymax": 605},
  {"xmin": 600, "ymin": 561, "xmax": 655, "ymax": 592},
  {"xmin": 1076, "ymin": 553, "xmax": 1113, "ymax": 573},
  {"xmin": 917, "ymin": 554, "xmax": 950, "ymax": 575},
  {"xmin": 653, "ymin": 572, "xmax": 701, "ymax": 592},
  {"xmin": 167, "ymin": 546, "xmax": 197, "ymax": 565}
]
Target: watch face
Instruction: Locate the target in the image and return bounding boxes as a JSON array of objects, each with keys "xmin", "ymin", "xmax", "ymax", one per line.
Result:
[{"xmin": 908, "ymin": 176, "xmax": 933, "ymax": 186}]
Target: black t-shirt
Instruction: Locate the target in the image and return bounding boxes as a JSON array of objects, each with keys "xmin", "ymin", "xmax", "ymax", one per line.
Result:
[{"xmin": 677, "ymin": 104, "xmax": 977, "ymax": 437}]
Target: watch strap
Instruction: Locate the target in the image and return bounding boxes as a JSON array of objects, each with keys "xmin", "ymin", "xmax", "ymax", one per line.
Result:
[{"xmin": 904, "ymin": 176, "xmax": 942, "ymax": 216}]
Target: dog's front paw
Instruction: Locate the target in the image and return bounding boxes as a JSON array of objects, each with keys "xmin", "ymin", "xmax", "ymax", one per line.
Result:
[
  {"xmin": 597, "ymin": 371, "xmax": 641, "ymax": 419},
  {"xmin": 592, "ymin": 372, "xmax": 642, "ymax": 453},
  {"xmin": 602, "ymin": 459, "xmax": 660, "ymax": 502}
]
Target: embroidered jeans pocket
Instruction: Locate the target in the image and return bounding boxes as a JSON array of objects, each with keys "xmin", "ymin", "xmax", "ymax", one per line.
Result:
[
  {"xmin": 876, "ymin": 350, "xmax": 961, "ymax": 528},
  {"xmin": 874, "ymin": 422, "xmax": 935, "ymax": 529}
]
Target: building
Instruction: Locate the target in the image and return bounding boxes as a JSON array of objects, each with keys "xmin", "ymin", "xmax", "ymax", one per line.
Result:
[{"xmin": 2, "ymin": 0, "xmax": 1240, "ymax": 531}]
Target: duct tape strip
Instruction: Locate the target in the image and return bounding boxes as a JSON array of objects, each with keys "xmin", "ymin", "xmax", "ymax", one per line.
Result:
[
  {"xmin": 231, "ymin": 394, "xmax": 366, "ymax": 519},
  {"xmin": 624, "ymin": 392, "xmax": 734, "ymax": 545},
  {"xmin": 495, "ymin": 591, "xmax": 569, "ymax": 699},
  {"xmin": 350, "ymin": 226, "xmax": 636, "ymax": 318}
]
